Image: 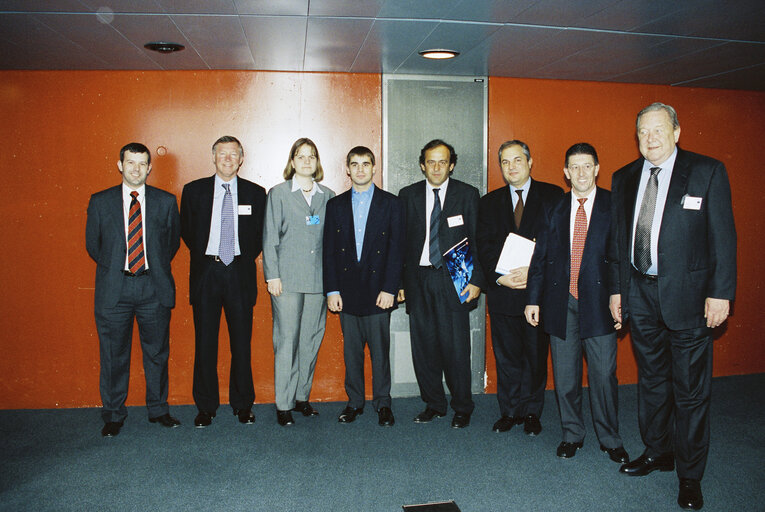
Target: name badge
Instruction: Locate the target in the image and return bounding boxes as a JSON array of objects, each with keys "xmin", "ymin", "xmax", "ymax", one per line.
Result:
[
  {"xmin": 682, "ymin": 195, "xmax": 702, "ymax": 210},
  {"xmin": 238, "ymin": 205, "xmax": 252, "ymax": 215},
  {"xmin": 306, "ymin": 215, "xmax": 320, "ymax": 226},
  {"xmin": 447, "ymin": 215, "xmax": 464, "ymax": 227}
]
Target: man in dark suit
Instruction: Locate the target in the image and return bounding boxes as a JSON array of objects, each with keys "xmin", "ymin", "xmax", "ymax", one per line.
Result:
[
  {"xmin": 180, "ymin": 136, "xmax": 267, "ymax": 428},
  {"xmin": 397, "ymin": 139, "xmax": 485, "ymax": 429},
  {"xmin": 609, "ymin": 103, "xmax": 736, "ymax": 511},
  {"xmin": 477, "ymin": 140, "xmax": 563, "ymax": 436},
  {"xmin": 323, "ymin": 146, "xmax": 404, "ymax": 427},
  {"xmin": 525, "ymin": 143, "xmax": 628, "ymax": 463},
  {"xmin": 86, "ymin": 142, "xmax": 181, "ymax": 437}
]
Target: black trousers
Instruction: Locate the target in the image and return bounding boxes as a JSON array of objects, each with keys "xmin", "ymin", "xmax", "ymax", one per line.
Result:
[
  {"xmin": 339, "ymin": 311, "xmax": 392, "ymax": 411},
  {"xmin": 408, "ymin": 266, "xmax": 474, "ymax": 415},
  {"xmin": 95, "ymin": 273, "xmax": 171, "ymax": 423},
  {"xmin": 192, "ymin": 259, "xmax": 254, "ymax": 413},
  {"xmin": 629, "ymin": 273, "xmax": 713, "ymax": 481},
  {"xmin": 490, "ymin": 312, "xmax": 548, "ymax": 418}
]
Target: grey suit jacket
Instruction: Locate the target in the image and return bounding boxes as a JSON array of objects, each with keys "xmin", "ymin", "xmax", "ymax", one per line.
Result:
[
  {"xmin": 86, "ymin": 184, "xmax": 180, "ymax": 308},
  {"xmin": 263, "ymin": 179, "xmax": 335, "ymax": 294}
]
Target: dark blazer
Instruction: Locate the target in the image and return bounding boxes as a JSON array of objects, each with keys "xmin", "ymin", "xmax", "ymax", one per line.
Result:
[
  {"xmin": 399, "ymin": 178, "xmax": 486, "ymax": 313},
  {"xmin": 180, "ymin": 175, "xmax": 267, "ymax": 307},
  {"xmin": 527, "ymin": 188, "xmax": 613, "ymax": 339},
  {"xmin": 608, "ymin": 148, "xmax": 736, "ymax": 330},
  {"xmin": 86, "ymin": 185, "xmax": 180, "ymax": 308},
  {"xmin": 323, "ymin": 186, "xmax": 405, "ymax": 317},
  {"xmin": 477, "ymin": 179, "xmax": 564, "ymax": 316}
]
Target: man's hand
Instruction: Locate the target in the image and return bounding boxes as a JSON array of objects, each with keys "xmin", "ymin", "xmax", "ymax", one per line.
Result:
[
  {"xmin": 460, "ymin": 284, "xmax": 481, "ymax": 303},
  {"xmin": 609, "ymin": 294, "xmax": 622, "ymax": 330},
  {"xmin": 524, "ymin": 305, "xmax": 540, "ymax": 327},
  {"xmin": 327, "ymin": 294, "xmax": 343, "ymax": 313},
  {"xmin": 705, "ymin": 297, "xmax": 730, "ymax": 328},
  {"xmin": 376, "ymin": 291, "xmax": 395, "ymax": 310},
  {"xmin": 267, "ymin": 278, "xmax": 283, "ymax": 297},
  {"xmin": 397, "ymin": 289, "xmax": 406, "ymax": 303},
  {"xmin": 497, "ymin": 266, "xmax": 528, "ymax": 289}
]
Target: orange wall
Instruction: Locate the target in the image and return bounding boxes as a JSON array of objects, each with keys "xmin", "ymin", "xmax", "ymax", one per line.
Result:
[{"xmin": 0, "ymin": 71, "xmax": 762, "ymax": 409}]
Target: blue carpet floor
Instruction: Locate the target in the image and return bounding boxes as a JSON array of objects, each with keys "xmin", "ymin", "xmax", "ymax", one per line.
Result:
[{"xmin": 1, "ymin": 374, "xmax": 763, "ymax": 511}]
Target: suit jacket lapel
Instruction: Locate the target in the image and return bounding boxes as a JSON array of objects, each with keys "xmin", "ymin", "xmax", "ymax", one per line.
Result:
[
  {"xmin": 584, "ymin": 188, "xmax": 608, "ymax": 259},
  {"xmin": 359, "ymin": 188, "xmax": 381, "ymax": 263},
  {"xmin": 287, "ymin": 179, "xmax": 314, "ymax": 215},
  {"xmin": 520, "ymin": 179, "xmax": 543, "ymax": 236},
  {"xmin": 623, "ymin": 161, "xmax": 642, "ymax": 245},
  {"xmin": 660, "ymin": 149, "xmax": 691, "ymax": 244}
]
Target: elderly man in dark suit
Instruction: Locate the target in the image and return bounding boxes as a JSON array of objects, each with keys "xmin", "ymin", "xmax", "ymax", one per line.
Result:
[
  {"xmin": 323, "ymin": 146, "xmax": 404, "ymax": 427},
  {"xmin": 397, "ymin": 139, "xmax": 485, "ymax": 429},
  {"xmin": 525, "ymin": 143, "xmax": 628, "ymax": 463},
  {"xmin": 609, "ymin": 103, "xmax": 736, "ymax": 510},
  {"xmin": 86, "ymin": 142, "xmax": 181, "ymax": 437},
  {"xmin": 180, "ymin": 136, "xmax": 266, "ymax": 428},
  {"xmin": 477, "ymin": 140, "xmax": 563, "ymax": 436}
]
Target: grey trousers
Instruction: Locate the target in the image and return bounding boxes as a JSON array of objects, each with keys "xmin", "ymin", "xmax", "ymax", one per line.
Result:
[
  {"xmin": 271, "ymin": 291, "xmax": 327, "ymax": 411},
  {"xmin": 550, "ymin": 294, "xmax": 621, "ymax": 449}
]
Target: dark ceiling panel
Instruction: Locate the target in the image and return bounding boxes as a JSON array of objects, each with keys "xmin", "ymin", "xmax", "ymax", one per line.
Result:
[
  {"xmin": 308, "ymin": 0, "xmax": 384, "ymax": 17},
  {"xmin": 443, "ymin": 0, "xmax": 537, "ymax": 23},
  {"xmin": 305, "ymin": 17, "xmax": 374, "ymax": 72},
  {"xmin": 171, "ymin": 15, "xmax": 253, "ymax": 69},
  {"xmin": 240, "ymin": 16, "xmax": 307, "ymax": 71},
  {"xmin": 234, "ymin": 0, "xmax": 308, "ymax": 16},
  {"xmin": 155, "ymin": 0, "xmax": 237, "ymax": 15},
  {"xmin": 352, "ymin": 19, "xmax": 439, "ymax": 74},
  {"xmin": 377, "ymin": 0, "xmax": 462, "ymax": 20},
  {"xmin": 679, "ymin": 62, "xmax": 765, "ymax": 90}
]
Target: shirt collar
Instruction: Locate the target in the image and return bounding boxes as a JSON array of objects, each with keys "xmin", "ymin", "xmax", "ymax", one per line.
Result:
[
  {"xmin": 291, "ymin": 178, "xmax": 323, "ymax": 194},
  {"xmin": 215, "ymin": 174, "xmax": 238, "ymax": 193},
  {"xmin": 352, "ymin": 184, "xmax": 375, "ymax": 198},
  {"xmin": 122, "ymin": 183, "xmax": 146, "ymax": 201}
]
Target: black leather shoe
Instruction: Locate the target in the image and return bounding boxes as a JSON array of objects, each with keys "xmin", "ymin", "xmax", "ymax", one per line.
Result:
[
  {"xmin": 378, "ymin": 407, "xmax": 395, "ymax": 427},
  {"xmin": 276, "ymin": 410, "xmax": 295, "ymax": 426},
  {"xmin": 524, "ymin": 414, "xmax": 542, "ymax": 436},
  {"xmin": 413, "ymin": 407, "xmax": 446, "ymax": 423},
  {"xmin": 293, "ymin": 400, "xmax": 320, "ymax": 417},
  {"xmin": 101, "ymin": 421, "xmax": 123, "ymax": 437},
  {"xmin": 556, "ymin": 441, "xmax": 583, "ymax": 458},
  {"xmin": 149, "ymin": 413, "xmax": 181, "ymax": 428},
  {"xmin": 233, "ymin": 408, "xmax": 255, "ymax": 424},
  {"xmin": 338, "ymin": 406, "xmax": 364, "ymax": 423},
  {"xmin": 678, "ymin": 478, "xmax": 703, "ymax": 510},
  {"xmin": 619, "ymin": 452, "xmax": 674, "ymax": 476},
  {"xmin": 194, "ymin": 411, "xmax": 215, "ymax": 428},
  {"xmin": 451, "ymin": 412, "xmax": 471, "ymax": 429},
  {"xmin": 601, "ymin": 445, "xmax": 630, "ymax": 463},
  {"xmin": 492, "ymin": 416, "xmax": 522, "ymax": 432}
]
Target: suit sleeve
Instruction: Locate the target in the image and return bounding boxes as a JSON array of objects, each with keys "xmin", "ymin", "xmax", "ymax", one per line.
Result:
[
  {"xmin": 466, "ymin": 187, "xmax": 486, "ymax": 289},
  {"xmin": 706, "ymin": 161, "xmax": 737, "ymax": 300},
  {"xmin": 322, "ymin": 200, "xmax": 339, "ymax": 295},
  {"xmin": 85, "ymin": 195, "xmax": 101, "ymax": 263},
  {"xmin": 262, "ymin": 187, "xmax": 282, "ymax": 281},
  {"xmin": 476, "ymin": 194, "xmax": 501, "ymax": 284},
  {"xmin": 527, "ymin": 221, "xmax": 549, "ymax": 306},
  {"xmin": 252, "ymin": 186, "xmax": 267, "ymax": 259},
  {"xmin": 179, "ymin": 184, "xmax": 194, "ymax": 252},
  {"xmin": 607, "ymin": 175, "xmax": 623, "ymax": 296},
  {"xmin": 168, "ymin": 195, "xmax": 181, "ymax": 260},
  {"xmin": 382, "ymin": 195, "xmax": 405, "ymax": 295}
]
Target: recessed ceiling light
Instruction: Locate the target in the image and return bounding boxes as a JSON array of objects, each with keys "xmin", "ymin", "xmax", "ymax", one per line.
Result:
[
  {"xmin": 144, "ymin": 42, "xmax": 185, "ymax": 53},
  {"xmin": 419, "ymin": 49, "xmax": 459, "ymax": 60}
]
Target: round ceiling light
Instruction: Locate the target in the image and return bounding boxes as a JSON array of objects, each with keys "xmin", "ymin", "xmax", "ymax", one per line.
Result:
[
  {"xmin": 419, "ymin": 49, "xmax": 460, "ymax": 60},
  {"xmin": 144, "ymin": 42, "xmax": 185, "ymax": 53}
]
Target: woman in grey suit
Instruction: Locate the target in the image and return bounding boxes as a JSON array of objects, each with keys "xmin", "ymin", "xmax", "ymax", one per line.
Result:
[{"xmin": 263, "ymin": 138, "xmax": 335, "ymax": 426}]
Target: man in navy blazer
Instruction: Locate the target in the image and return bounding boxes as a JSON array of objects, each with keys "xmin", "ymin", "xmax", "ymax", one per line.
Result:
[
  {"xmin": 525, "ymin": 143, "xmax": 628, "ymax": 463},
  {"xmin": 180, "ymin": 136, "xmax": 267, "ymax": 428},
  {"xmin": 477, "ymin": 140, "xmax": 563, "ymax": 436},
  {"xmin": 398, "ymin": 139, "xmax": 485, "ymax": 429},
  {"xmin": 609, "ymin": 103, "xmax": 736, "ymax": 511},
  {"xmin": 86, "ymin": 142, "xmax": 181, "ymax": 437},
  {"xmin": 323, "ymin": 146, "xmax": 404, "ymax": 427}
]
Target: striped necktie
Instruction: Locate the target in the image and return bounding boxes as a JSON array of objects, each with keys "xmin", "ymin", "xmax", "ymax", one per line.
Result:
[
  {"xmin": 127, "ymin": 191, "xmax": 145, "ymax": 274},
  {"xmin": 634, "ymin": 167, "xmax": 660, "ymax": 274},
  {"xmin": 219, "ymin": 183, "xmax": 235, "ymax": 265},
  {"xmin": 429, "ymin": 188, "xmax": 442, "ymax": 268}
]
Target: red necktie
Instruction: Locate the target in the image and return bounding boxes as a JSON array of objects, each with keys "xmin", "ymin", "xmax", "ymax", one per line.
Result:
[
  {"xmin": 570, "ymin": 197, "xmax": 587, "ymax": 299},
  {"xmin": 127, "ymin": 191, "xmax": 146, "ymax": 274}
]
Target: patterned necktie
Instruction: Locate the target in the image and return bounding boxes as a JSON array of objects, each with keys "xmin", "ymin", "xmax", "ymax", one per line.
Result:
[
  {"xmin": 570, "ymin": 197, "xmax": 588, "ymax": 299},
  {"xmin": 127, "ymin": 191, "xmax": 145, "ymax": 274},
  {"xmin": 514, "ymin": 189, "xmax": 524, "ymax": 229},
  {"xmin": 429, "ymin": 188, "xmax": 442, "ymax": 268},
  {"xmin": 634, "ymin": 167, "xmax": 661, "ymax": 274},
  {"xmin": 219, "ymin": 183, "xmax": 235, "ymax": 266}
]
